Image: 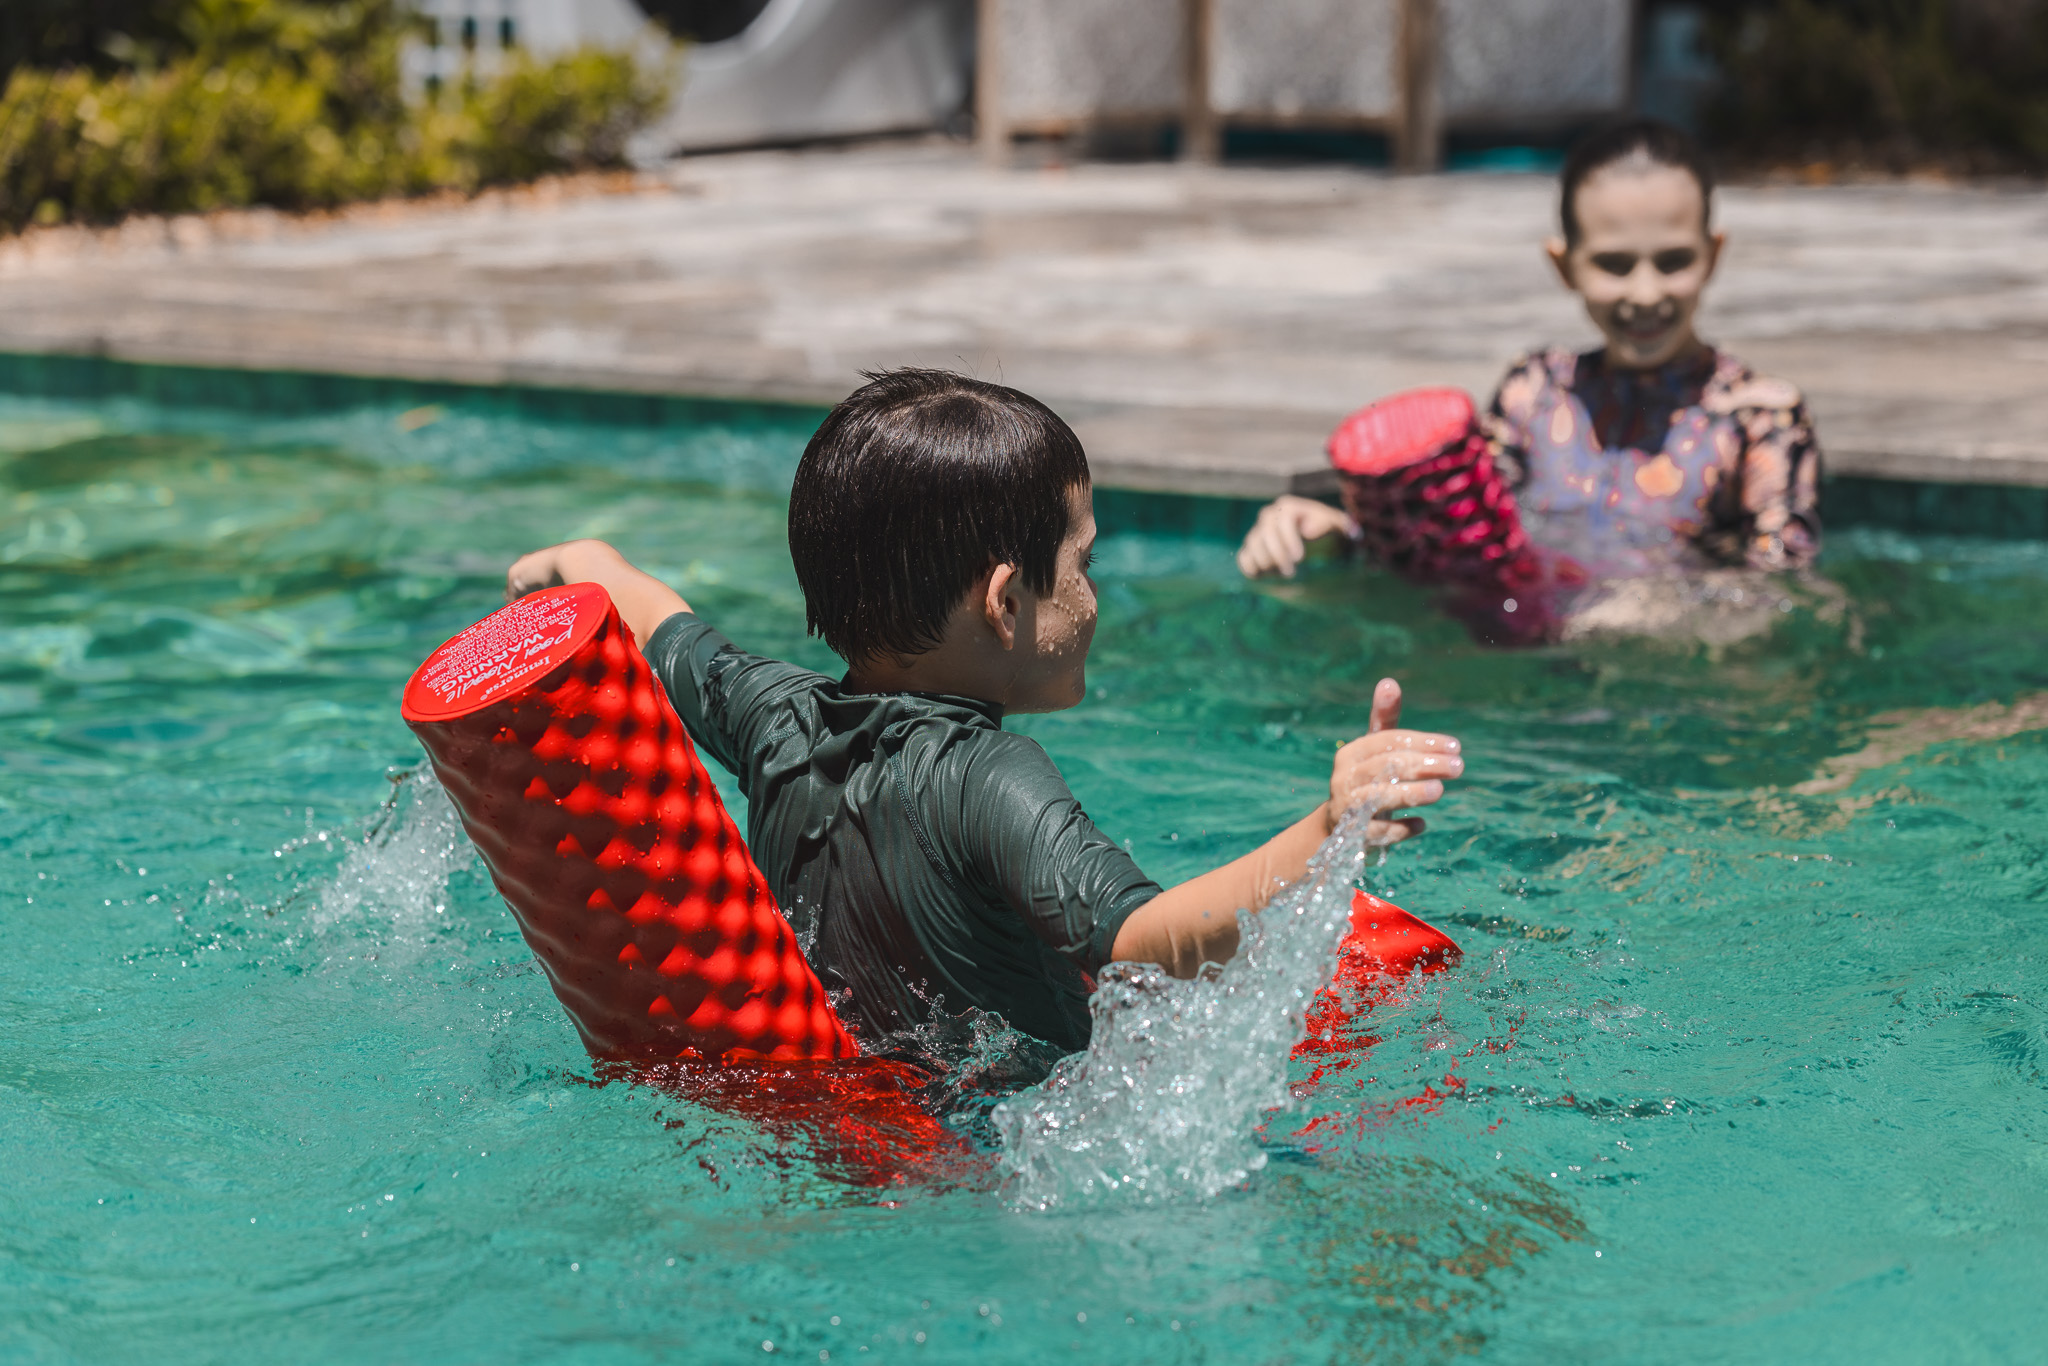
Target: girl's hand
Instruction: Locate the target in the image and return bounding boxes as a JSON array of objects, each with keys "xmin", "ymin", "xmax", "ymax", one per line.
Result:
[
  {"xmin": 1237, "ymin": 496, "xmax": 1356, "ymax": 579},
  {"xmin": 1326, "ymin": 678, "xmax": 1462, "ymax": 845}
]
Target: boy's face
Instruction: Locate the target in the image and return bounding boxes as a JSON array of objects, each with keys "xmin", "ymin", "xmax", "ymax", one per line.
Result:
[
  {"xmin": 1009, "ymin": 484, "xmax": 1098, "ymax": 715},
  {"xmin": 1549, "ymin": 164, "xmax": 1723, "ymax": 371}
]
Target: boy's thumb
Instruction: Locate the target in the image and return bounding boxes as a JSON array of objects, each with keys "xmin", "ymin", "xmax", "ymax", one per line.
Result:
[{"xmin": 1368, "ymin": 677, "xmax": 1402, "ymax": 733}]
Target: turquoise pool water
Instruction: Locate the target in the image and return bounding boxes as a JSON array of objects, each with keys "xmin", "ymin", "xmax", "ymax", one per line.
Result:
[{"xmin": 3, "ymin": 368, "xmax": 2047, "ymax": 1363}]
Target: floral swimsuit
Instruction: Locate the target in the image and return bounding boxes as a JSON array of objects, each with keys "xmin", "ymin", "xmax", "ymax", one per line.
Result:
[{"xmin": 1484, "ymin": 345, "xmax": 1823, "ymax": 577}]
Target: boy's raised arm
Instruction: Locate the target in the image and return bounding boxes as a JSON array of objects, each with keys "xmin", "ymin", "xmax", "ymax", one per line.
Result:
[
  {"xmin": 506, "ymin": 540, "xmax": 691, "ymax": 647},
  {"xmin": 1109, "ymin": 679, "xmax": 1460, "ymax": 976}
]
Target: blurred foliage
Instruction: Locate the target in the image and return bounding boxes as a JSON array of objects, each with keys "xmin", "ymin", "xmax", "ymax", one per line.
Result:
[
  {"xmin": 0, "ymin": 0, "xmax": 677, "ymax": 231},
  {"xmin": 0, "ymin": 1, "xmax": 187, "ymax": 82},
  {"xmin": 1701, "ymin": 0, "xmax": 2048, "ymax": 170}
]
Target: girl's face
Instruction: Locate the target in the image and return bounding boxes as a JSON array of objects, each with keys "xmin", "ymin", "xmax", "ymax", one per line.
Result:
[{"xmin": 1547, "ymin": 163, "xmax": 1724, "ymax": 371}]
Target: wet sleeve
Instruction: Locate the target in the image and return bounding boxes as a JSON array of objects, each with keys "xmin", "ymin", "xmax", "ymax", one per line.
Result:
[
  {"xmin": 952, "ymin": 735, "xmax": 1163, "ymax": 975},
  {"xmin": 1483, "ymin": 354, "xmax": 1545, "ymax": 490},
  {"xmin": 1737, "ymin": 399, "xmax": 1824, "ymax": 570},
  {"xmin": 641, "ymin": 612, "xmax": 825, "ymax": 788}
]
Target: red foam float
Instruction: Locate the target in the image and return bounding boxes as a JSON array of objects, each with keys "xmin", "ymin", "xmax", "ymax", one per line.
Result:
[
  {"xmin": 1293, "ymin": 891, "xmax": 1462, "ymax": 1078},
  {"xmin": 402, "ymin": 583, "xmax": 856, "ymax": 1064},
  {"xmin": 1329, "ymin": 389, "xmax": 1529, "ymax": 582},
  {"xmin": 1327, "ymin": 388, "xmax": 1579, "ymax": 643},
  {"xmin": 613, "ymin": 1057, "xmax": 985, "ymax": 1191}
]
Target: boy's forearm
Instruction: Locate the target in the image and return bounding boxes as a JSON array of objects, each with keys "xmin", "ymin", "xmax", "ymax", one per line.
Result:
[
  {"xmin": 1109, "ymin": 805, "xmax": 1331, "ymax": 977},
  {"xmin": 514, "ymin": 540, "xmax": 691, "ymax": 647}
]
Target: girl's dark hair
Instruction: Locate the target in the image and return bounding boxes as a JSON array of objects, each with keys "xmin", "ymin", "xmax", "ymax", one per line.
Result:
[
  {"xmin": 1559, "ymin": 117, "xmax": 1714, "ymax": 246},
  {"xmin": 788, "ymin": 369, "xmax": 1090, "ymax": 664}
]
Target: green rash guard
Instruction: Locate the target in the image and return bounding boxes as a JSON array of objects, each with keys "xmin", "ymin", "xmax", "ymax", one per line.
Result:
[{"xmin": 644, "ymin": 612, "xmax": 1163, "ymax": 1053}]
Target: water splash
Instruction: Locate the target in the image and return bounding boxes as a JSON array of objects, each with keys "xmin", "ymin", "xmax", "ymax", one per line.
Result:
[
  {"xmin": 314, "ymin": 766, "xmax": 475, "ymax": 933},
  {"xmin": 991, "ymin": 808, "xmax": 1386, "ymax": 1210}
]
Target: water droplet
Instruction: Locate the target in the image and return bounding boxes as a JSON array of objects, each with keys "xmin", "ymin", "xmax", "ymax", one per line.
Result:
[{"xmin": 992, "ymin": 808, "xmax": 1392, "ymax": 1208}]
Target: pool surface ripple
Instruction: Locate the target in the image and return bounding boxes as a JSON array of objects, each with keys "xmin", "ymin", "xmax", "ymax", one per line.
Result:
[{"xmin": 2, "ymin": 391, "xmax": 2046, "ymax": 1364}]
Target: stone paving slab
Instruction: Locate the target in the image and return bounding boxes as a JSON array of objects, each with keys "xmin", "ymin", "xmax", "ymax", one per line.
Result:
[{"xmin": 1, "ymin": 141, "xmax": 2044, "ymax": 494}]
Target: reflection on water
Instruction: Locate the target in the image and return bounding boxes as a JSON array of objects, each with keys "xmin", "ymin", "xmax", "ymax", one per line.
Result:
[
  {"xmin": 1791, "ymin": 691, "xmax": 2048, "ymax": 794},
  {"xmin": 4, "ymin": 390, "xmax": 2048, "ymax": 1364},
  {"xmin": 1560, "ymin": 566, "xmax": 1857, "ymax": 650}
]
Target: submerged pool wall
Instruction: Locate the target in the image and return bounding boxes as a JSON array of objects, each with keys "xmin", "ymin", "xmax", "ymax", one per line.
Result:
[{"xmin": 5, "ymin": 350, "xmax": 2044, "ymax": 544}]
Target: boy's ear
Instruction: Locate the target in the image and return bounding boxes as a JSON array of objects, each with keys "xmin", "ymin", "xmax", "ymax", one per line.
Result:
[
  {"xmin": 1543, "ymin": 237, "xmax": 1574, "ymax": 290},
  {"xmin": 1704, "ymin": 228, "xmax": 1727, "ymax": 282},
  {"xmin": 982, "ymin": 562, "xmax": 1022, "ymax": 650}
]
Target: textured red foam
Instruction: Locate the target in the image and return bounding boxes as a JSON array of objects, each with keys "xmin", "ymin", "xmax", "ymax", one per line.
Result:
[
  {"xmin": 1327, "ymin": 389, "xmax": 1528, "ymax": 584},
  {"xmin": 1292, "ymin": 892, "xmax": 1462, "ymax": 1077},
  {"xmin": 615, "ymin": 1057, "xmax": 985, "ymax": 1190},
  {"xmin": 403, "ymin": 584, "xmax": 857, "ymax": 1064},
  {"xmin": 1326, "ymin": 388, "xmax": 1477, "ymax": 477},
  {"xmin": 1326, "ymin": 387, "xmax": 1580, "ymax": 644}
]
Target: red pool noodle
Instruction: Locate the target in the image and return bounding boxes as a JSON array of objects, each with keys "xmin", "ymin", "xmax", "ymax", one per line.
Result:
[
  {"xmin": 1328, "ymin": 387, "xmax": 1532, "ymax": 584},
  {"xmin": 1328, "ymin": 388, "xmax": 1581, "ymax": 643},
  {"xmin": 1293, "ymin": 891, "xmax": 1462, "ymax": 1079},
  {"xmin": 401, "ymin": 583, "xmax": 857, "ymax": 1064}
]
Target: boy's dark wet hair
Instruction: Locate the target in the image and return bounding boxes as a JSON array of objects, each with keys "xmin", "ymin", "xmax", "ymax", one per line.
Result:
[
  {"xmin": 1559, "ymin": 117, "xmax": 1714, "ymax": 246},
  {"xmin": 788, "ymin": 369, "xmax": 1090, "ymax": 664}
]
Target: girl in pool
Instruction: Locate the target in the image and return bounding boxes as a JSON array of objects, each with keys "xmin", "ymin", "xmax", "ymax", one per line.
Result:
[{"xmin": 1237, "ymin": 117, "xmax": 1822, "ymax": 591}]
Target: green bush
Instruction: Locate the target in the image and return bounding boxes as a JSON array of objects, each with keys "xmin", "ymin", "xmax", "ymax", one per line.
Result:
[
  {"xmin": 1702, "ymin": 0, "xmax": 2048, "ymax": 171},
  {"xmin": 0, "ymin": 0, "xmax": 677, "ymax": 231},
  {"xmin": 435, "ymin": 46, "xmax": 678, "ymax": 188}
]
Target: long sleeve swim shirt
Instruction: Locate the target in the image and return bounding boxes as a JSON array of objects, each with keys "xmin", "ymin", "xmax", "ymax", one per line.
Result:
[
  {"xmin": 1484, "ymin": 346, "xmax": 1823, "ymax": 577},
  {"xmin": 644, "ymin": 612, "xmax": 1161, "ymax": 1053}
]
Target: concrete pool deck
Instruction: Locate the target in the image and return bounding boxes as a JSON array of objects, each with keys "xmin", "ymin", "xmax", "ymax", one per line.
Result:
[{"xmin": 2, "ymin": 140, "xmax": 2045, "ymax": 496}]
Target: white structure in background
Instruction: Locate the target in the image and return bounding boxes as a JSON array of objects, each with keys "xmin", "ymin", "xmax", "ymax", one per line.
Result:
[
  {"xmin": 406, "ymin": 0, "xmax": 1631, "ymax": 162},
  {"xmin": 404, "ymin": 0, "xmax": 974, "ymax": 154},
  {"xmin": 655, "ymin": 0, "xmax": 973, "ymax": 151},
  {"xmin": 980, "ymin": 0, "xmax": 1636, "ymax": 168},
  {"xmin": 404, "ymin": 0, "xmax": 650, "ymax": 87}
]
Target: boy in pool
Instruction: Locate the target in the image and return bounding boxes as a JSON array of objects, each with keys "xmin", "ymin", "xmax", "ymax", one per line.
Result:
[
  {"xmin": 504, "ymin": 370, "xmax": 1464, "ymax": 1053},
  {"xmin": 1237, "ymin": 117, "xmax": 1822, "ymax": 589}
]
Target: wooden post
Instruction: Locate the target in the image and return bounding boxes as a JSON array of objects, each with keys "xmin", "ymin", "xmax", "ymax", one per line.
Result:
[
  {"xmin": 1396, "ymin": 0, "xmax": 1442, "ymax": 173},
  {"xmin": 1181, "ymin": 0, "xmax": 1219, "ymax": 163},
  {"xmin": 977, "ymin": 0, "xmax": 1009, "ymax": 167}
]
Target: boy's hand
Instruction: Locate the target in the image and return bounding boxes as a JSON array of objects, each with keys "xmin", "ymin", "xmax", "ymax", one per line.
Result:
[
  {"xmin": 506, "ymin": 543, "xmax": 573, "ymax": 602},
  {"xmin": 1237, "ymin": 495, "xmax": 1356, "ymax": 579},
  {"xmin": 503, "ymin": 540, "xmax": 692, "ymax": 645},
  {"xmin": 1327, "ymin": 678, "xmax": 1462, "ymax": 845}
]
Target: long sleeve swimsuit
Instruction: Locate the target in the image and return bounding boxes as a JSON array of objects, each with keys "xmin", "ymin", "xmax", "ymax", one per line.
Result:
[
  {"xmin": 1484, "ymin": 345, "xmax": 1824, "ymax": 577},
  {"xmin": 644, "ymin": 612, "xmax": 1161, "ymax": 1053}
]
